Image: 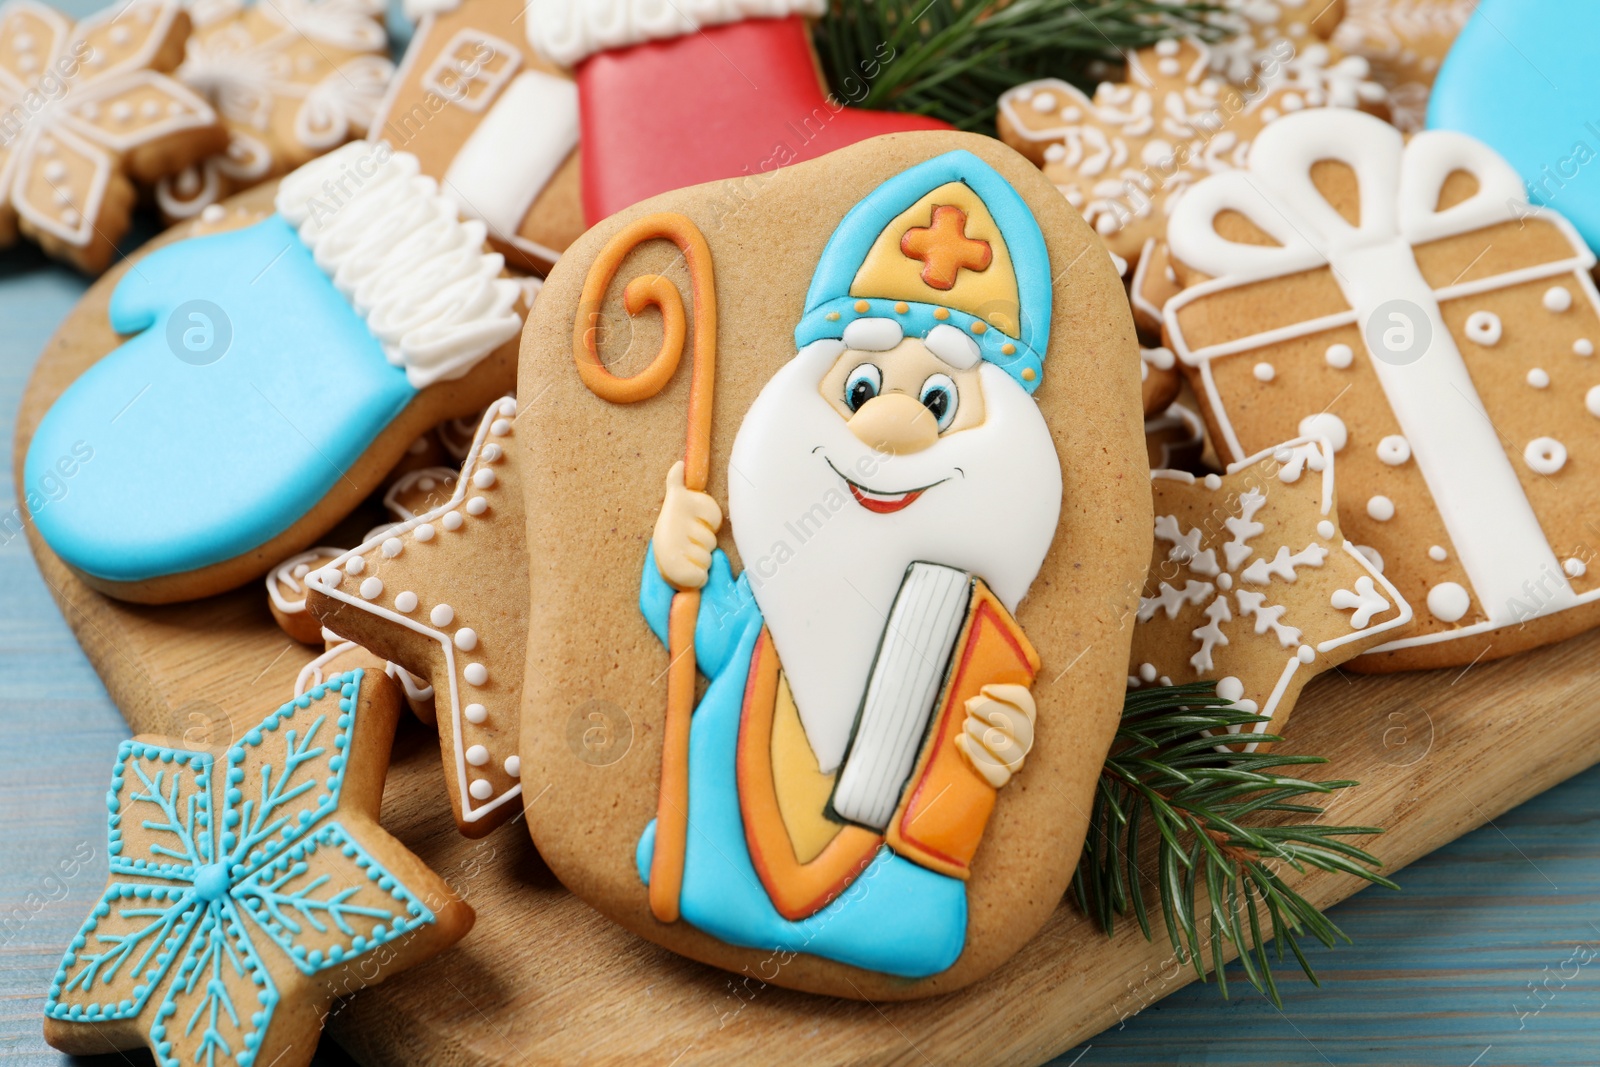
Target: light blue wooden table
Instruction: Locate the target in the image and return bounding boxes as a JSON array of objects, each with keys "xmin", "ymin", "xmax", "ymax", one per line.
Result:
[{"xmin": 4, "ymin": 4, "xmax": 1600, "ymax": 1064}]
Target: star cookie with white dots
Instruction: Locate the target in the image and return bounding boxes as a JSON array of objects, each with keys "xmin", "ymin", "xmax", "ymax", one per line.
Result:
[{"xmin": 307, "ymin": 398, "xmax": 526, "ymax": 836}]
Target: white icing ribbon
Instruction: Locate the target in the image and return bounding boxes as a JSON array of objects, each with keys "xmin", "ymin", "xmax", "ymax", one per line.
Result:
[
  {"xmin": 524, "ymin": 0, "xmax": 826, "ymax": 68},
  {"xmin": 1166, "ymin": 109, "xmax": 1599, "ymax": 638},
  {"xmin": 276, "ymin": 142, "xmax": 524, "ymax": 390}
]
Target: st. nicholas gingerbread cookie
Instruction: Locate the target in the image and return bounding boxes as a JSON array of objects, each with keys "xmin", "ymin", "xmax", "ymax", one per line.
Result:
[
  {"xmin": 518, "ymin": 132, "xmax": 1150, "ymax": 998},
  {"xmin": 22, "ymin": 140, "xmax": 523, "ymax": 603},
  {"xmin": 1164, "ymin": 107, "xmax": 1600, "ymax": 671},
  {"xmin": 42, "ymin": 667, "xmax": 474, "ymax": 1067}
]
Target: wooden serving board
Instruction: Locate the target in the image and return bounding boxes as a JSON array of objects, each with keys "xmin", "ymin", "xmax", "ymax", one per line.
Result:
[{"xmin": 18, "ymin": 237, "xmax": 1600, "ymax": 1066}]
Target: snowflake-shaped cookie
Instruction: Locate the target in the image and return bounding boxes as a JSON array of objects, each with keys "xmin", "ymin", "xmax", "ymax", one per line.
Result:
[
  {"xmin": 156, "ymin": 0, "xmax": 393, "ymax": 220},
  {"xmin": 0, "ymin": 0, "xmax": 224, "ymax": 272},
  {"xmin": 307, "ymin": 399, "xmax": 525, "ymax": 836},
  {"xmin": 1333, "ymin": 0, "xmax": 1476, "ymax": 131},
  {"xmin": 1130, "ymin": 437, "xmax": 1413, "ymax": 747},
  {"xmin": 999, "ymin": 40, "xmax": 1251, "ymax": 260},
  {"xmin": 43, "ymin": 669, "xmax": 473, "ymax": 1067},
  {"xmin": 1208, "ymin": 0, "xmax": 1387, "ymax": 113}
]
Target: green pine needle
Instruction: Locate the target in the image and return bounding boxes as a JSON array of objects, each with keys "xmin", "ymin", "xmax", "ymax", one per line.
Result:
[
  {"xmin": 814, "ymin": 0, "xmax": 1225, "ymax": 131},
  {"xmin": 1074, "ymin": 682, "xmax": 1398, "ymax": 1007}
]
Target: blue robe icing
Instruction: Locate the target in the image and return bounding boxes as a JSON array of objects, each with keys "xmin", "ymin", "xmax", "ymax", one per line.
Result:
[
  {"xmin": 637, "ymin": 546, "xmax": 967, "ymax": 979},
  {"xmin": 24, "ymin": 216, "xmax": 416, "ymax": 582}
]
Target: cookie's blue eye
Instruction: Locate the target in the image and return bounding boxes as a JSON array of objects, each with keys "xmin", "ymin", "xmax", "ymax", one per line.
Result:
[
  {"xmin": 845, "ymin": 364, "xmax": 881, "ymax": 412},
  {"xmin": 920, "ymin": 374, "xmax": 958, "ymax": 431}
]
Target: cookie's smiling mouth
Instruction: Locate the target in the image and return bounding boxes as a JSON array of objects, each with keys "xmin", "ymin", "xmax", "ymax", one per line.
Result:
[{"xmin": 823, "ymin": 456, "xmax": 950, "ymax": 514}]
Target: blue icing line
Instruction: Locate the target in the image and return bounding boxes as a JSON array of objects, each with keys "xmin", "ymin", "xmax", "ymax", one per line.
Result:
[
  {"xmin": 1426, "ymin": 0, "xmax": 1600, "ymax": 253},
  {"xmin": 24, "ymin": 216, "xmax": 416, "ymax": 582}
]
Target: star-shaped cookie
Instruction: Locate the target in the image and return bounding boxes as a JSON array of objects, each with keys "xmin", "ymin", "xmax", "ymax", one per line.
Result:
[
  {"xmin": 0, "ymin": 0, "xmax": 225, "ymax": 271},
  {"xmin": 43, "ymin": 668, "xmax": 474, "ymax": 1067},
  {"xmin": 307, "ymin": 398, "xmax": 525, "ymax": 836},
  {"xmin": 1129, "ymin": 436, "xmax": 1413, "ymax": 748}
]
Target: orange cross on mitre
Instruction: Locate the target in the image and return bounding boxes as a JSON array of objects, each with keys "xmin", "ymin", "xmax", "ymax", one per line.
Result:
[{"xmin": 900, "ymin": 204, "xmax": 993, "ymax": 291}]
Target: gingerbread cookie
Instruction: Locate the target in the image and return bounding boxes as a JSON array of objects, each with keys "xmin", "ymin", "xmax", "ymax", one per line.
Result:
[
  {"xmin": 307, "ymin": 399, "xmax": 525, "ymax": 837},
  {"xmin": 1165, "ymin": 107, "xmax": 1600, "ymax": 671},
  {"xmin": 22, "ymin": 141, "xmax": 522, "ymax": 603},
  {"xmin": 1132, "ymin": 437, "xmax": 1412, "ymax": 747},
  {"xmin": 155, "ymin": 0, "xmax": 394, "ymax": 220},
  {"xmin": 1425, "ymin": 1, "xmax": 1600, "ymax": 254},
  {"xmin": 371, "ymin": 0, "xmax": 582, "ymax": 272},
  {"xmin": 43, "ymin": 667, "xmax": 474, "ymax": 1067},
  {"xmin": 1335, "ymin": 0, "xmax": 1476, "ymax": 131},
  {"xmin": 0, "ymin": 0, "xmax": 226, "ymax": 273},
  {"xmin": 519, "ymin": 133, "xmax": 1148, "ymax": 998}
]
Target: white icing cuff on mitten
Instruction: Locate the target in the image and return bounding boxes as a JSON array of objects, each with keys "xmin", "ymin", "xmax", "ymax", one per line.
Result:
[
  {"xmin": 525, "ymin": 0, "xmax": 826, "ymax": 69},
  {"xmin": 275, "ymin": 141, "xmax": 524, "ymax": 391}
]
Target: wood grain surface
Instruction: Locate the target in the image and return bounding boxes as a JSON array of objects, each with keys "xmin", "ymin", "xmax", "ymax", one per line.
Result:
[{"xmin": 13, "ymin": 218, "xmax": 1600, "ymax": 1067}]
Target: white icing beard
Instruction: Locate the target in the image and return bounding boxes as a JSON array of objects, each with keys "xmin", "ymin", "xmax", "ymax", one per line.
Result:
[{"xmin": 727, "ymin": 341, "xmax": 1063, "ymax": 774}]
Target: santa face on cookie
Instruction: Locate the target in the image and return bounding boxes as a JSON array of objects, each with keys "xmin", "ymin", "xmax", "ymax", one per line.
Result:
[{"xmin": 640, "ymin": 151, "xmax": 1062, "ymax": 979}]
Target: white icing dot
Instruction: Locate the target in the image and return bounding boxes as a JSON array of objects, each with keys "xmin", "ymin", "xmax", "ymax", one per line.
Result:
[
  {"xmin": 490, "ymin": 418, "xmax": 512, "ymax": 436},
  {"xmin": 1325, "ymin": 343, "xmax": 1354, "ymax": 369},
  {"xmin": 1157, "ymin": 57, "xmax": 1180, "ymax": 76},
  {"xmin": 1575, "ymin": 339, "xmax": 1594, "ymax": 357},
  {"xmin": 465, "ymin": 496, "xmax": 488, "ymax": 516},
  {"xmin": 464, "ymin": 663, "xmax": 488, "ymax": 686},
  {"xmin": 317, "ymin": 567, "xmax": 342, "ymax": 587},
  {"xmin": 465, "ymin": 745, "xmax": 489, "ymax": 767},
  {"xmin": 414, "ymin": 523, "xmax": 436, "ymax": 542},
  {"xmin": 408, "ymin": 437, "xmax": 429, "ymax": 454},
  {"xmin": 1465, "ymin": 311, "xmax": 1502, "ymax": 346},
  {"xmin": 1367, "ymin": 495, "xmax": 1395, "ymax": 521},
  {"xmin": 1253, "ymin": 362, "xmax": 1276, "ymax": 382},
  {"xmin": 1427, "ymin": 581, "xmax": 1471, "ymax": 623},
  {"xmin": 455, "ymin": 627, "xmax": 478, "ymax": 651},
  {"xmin": 1565, "ymin": 557, "xmax": 1587, "ymax": 579},
  {"xmin": 43, "ymin": 160, "xmax": 65, "ymax": 182},
  {"xmin": 473, "ymin": 468, "xmax": 496, "ymax": 489},
  {"xmin": 482, "ymin": 443, "xmax": 503, "ymax": 462},
  {"xmin": 382, "ymin": 537, "xmax": 403, "ymax": 558},
  {"xmin": 395, "ymin": 591, "xmax": 418, "ymax": 613},
  {"xmin": 498, "ymin": 398, "xmax": 516, "ymax": 417},
  {"xmin": 1376, "ymin": 435, "xmax": 1411, "ymax": 466},
  {"xmin": 441, "ymin": 511, "xmax": 463, "ymax": 531},
  {"xmin": 1524, "ymin": 436, "xmax": 1567, "ymax": 474},
  {"xmin": 1298, "ymin": 412, "xmax": 1347, "ymax": 452},
  {"xmin": 1527, "ymin": 368, "xmax": 1551, "ymax": 389},
  {"xmin": 344, "ymin": 556, "xmax": 365, "ymax": 575},
  {"xmin": 1203, "ymin": 473, "xmax": 1221, "ymax": 490},
  {"xmin": 465, "ymin": 703, "xmax": 488, "ymax": 724},
  {"xmin": 1588, "ymin": 385, "xmax": 1600, "ymax": 417},
  {"xmin": 1428, "ymin": 545, "xmax": 1448, "ymax": 562},
  {"xmin": 359, "ymin": 577, "xmax": 383, "ymax": 600},
  {"xmin": 418, "ymin": 476, "xmax": 437, "ymax": 491},
  {"xmin": 431, "ymin": 604, "xmax": 454, "ymax": 626},
  {"xmin": 1317, "ymin": 520, "xmax": 1336, "ymax": 539},
  {"xmin": 199, "ymin": 204, "xmax": 225, "ymax": 223},
  {"xmin": 1355, "ymin": 545, "xmax": 1384, "ymax": 573},
  {"xmin": 139, "ymin": 99, "xmax": 160, "ymax": 119},
  {"xmin": 469, "ymin": 780, "xmax": 494, "ymax": 801},
  {"xmin": 1138, "ymin": 662, "xmax": 1157, "ymax": 682},
  {"xmin": 504, "ymin": 755, "xmax": 521, "ymax": 777},
  {"xmin": 110, "ymin": 100, "xmax": 133, "ymax": 122},
  {"xmin": 1544, "ymin": 286, "xmax": 1573, "ymax": 312},
  {"xmin": 1216, "ymin": 676, "xmax": 1245, "ymax": 702},
  {"xmin": 1218, "ymin": 573, "xmax": 1234, "ymax": 591},
  {"xmin": 1031, "ymin": 90, "xmax": 1055, "ymax": 112},
  {"xmin": 1297, "ymin": 645, "xmax": 1315, "ymax": 664}
]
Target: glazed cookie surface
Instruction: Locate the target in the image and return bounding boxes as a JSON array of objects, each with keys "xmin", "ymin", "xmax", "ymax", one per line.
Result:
[{"xmin": 21, "ymin": 141, "xmax": 522, "ymax": 603}]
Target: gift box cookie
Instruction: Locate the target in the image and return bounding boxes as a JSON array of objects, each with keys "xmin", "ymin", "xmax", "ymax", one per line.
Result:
[{"xmin": 1165, "ymin": 107, "xmax": 1600, "ymax": 671}]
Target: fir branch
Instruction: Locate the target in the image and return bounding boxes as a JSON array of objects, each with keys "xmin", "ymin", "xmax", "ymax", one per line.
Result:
[
  {"xmin": 1075, "ymin": 682, "xmax": 1398, "ymax": 1006},
  {"xmin": 815, "ymin": 0, "xmax": 1225, "ymax": 131}
]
